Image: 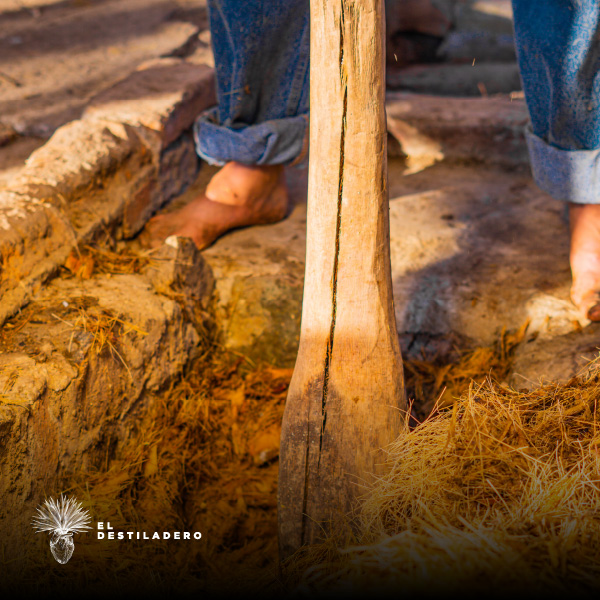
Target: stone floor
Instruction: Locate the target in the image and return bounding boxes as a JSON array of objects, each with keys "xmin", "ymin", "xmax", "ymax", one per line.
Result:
[{"xmin": 187, "ymin": 157, "xmax": 599, "ymax": 389}]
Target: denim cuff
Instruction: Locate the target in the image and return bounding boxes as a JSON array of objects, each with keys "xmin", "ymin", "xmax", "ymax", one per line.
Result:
[
  {"xmin": 526, "ymin": 126, "xmax": 600, "ymax": 204},
  {"xmin": 193, "ymin": 107, "xmax": 308, "ymax": 167}
]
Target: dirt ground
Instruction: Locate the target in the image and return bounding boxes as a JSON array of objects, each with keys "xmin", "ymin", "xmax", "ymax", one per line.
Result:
[{"xmin": 0, "ymin": 0, "xmax": 211, "ymax": 187}]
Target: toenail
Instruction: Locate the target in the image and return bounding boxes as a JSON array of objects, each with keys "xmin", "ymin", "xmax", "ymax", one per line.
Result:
[{"xmin": 587, "ymin": 303, "xmax": 600, "ymax": 322}]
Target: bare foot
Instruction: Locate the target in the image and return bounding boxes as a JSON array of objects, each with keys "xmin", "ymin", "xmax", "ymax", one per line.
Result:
[
  {"xmin": 142, "ymin": 162, "xmax": 288, "ymax": 250},
  {"xmin": 569, "ymin": 203, "xmax": 600, "ymax": 321}
]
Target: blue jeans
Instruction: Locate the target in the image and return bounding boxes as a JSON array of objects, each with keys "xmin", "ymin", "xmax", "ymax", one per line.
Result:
[
  {"xmin": 513, "ymin": 0, "xmax": 600, "ymax": 204},
  {"xmin": 194, "ymin": 0, "xmax": 309, "ymax": 166},
  {"xmin": 199, "ymin": 0, "xmax": 600, "ymax": 200}
]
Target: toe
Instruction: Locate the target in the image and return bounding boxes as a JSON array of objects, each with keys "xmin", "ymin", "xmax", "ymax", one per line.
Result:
[
  {"xmin": 588, "ymin": 303, "xmax": 600, "ymax": 322},
  {"xmin": 571, "ymin": 284, "xmax": 600, "ymax": 320},
  {"xmin": 139, "ymin": 214, "xmax": 177, "ymax": 247}
]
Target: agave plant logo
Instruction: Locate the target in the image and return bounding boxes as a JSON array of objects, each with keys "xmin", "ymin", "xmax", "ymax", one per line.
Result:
[{"xmin": 32, "ymin": 495, "xmax": 92, "ymax": 564}]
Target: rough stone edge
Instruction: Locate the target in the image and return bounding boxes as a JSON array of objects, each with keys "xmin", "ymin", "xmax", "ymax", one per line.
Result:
[
  {"xmin": 0, "ymin": 59, "xmax": 216, "ymax": 327},
  {"xmin": 0, "ymin": 238, "xmax": 214, "ymax": 558}
]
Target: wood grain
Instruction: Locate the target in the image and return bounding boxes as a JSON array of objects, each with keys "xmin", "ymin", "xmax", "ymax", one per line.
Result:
[{"xmin": 278, "ymin": 0, "xmax": 407, "ymax": 559}]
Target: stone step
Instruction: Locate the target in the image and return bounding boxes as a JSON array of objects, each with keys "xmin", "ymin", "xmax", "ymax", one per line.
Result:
[
  {"xmin": 0, "ymin": 58, "xmax": 216, "ymax": 327},
  {"xmin": 386, "ymin": 91, "xmax": 528, "ymax": 169}
]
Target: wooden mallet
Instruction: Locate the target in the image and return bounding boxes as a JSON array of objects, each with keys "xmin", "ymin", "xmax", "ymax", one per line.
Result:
[{"xmin": 278, "ymin": 0, "xmax": 407, "ymax": 559}]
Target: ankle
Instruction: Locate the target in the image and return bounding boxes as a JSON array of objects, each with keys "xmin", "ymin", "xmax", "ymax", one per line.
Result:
[{"xmin": 205, "ymin": 162, "xmax": 284, "ymax": 206}]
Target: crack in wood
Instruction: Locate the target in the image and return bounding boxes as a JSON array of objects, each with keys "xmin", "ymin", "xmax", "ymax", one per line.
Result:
[
  {"xmin": 318, "ymin": 1, "xmax": 347, "ymax": 462},
  {"xmin": 301, "ymin": 1, "xmax": 348, "ymax": 544}
]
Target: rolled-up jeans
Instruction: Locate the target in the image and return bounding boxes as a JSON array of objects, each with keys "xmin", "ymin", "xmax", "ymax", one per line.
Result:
[
  {"xmin": 513, "ymin": 0, "xmax": 600, "ymax": 204},
  {"xmin": 199, "ymin": 0, "xmax": 600, "ymax": 188},
  {"xmin": 194, "ymin": 0, "xmax": 309, "ymax": 167}
]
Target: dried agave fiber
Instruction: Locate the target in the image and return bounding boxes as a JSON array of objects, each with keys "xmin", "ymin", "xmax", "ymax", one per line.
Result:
[{"xmin": 289, "ymin": 364, "xmax": 600, "ymax": 595}]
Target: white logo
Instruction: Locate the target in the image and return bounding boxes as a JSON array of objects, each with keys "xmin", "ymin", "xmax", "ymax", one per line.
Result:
[{"xmin": 32, "ymin": 495, "xmax": 92, "ymax": 564}]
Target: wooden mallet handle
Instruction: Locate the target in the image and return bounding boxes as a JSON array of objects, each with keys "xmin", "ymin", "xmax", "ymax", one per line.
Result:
[{"xmin": 278, "ymin": 0, "xmax": 406, "ymax": 559}]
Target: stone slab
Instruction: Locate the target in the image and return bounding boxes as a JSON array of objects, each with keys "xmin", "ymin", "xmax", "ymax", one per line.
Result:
[
  {"xmin": 385, "ymin": 0, "xmax": 452, "ymax": 38},
  {"xmin": 509, "ymin": 325, "xmax": 600, "ymax": 390},
  {"xmin": 200, "ymin": 158, "xmax": 583, "ymax": 372},
  {"xmin": 386, "ymin": 92, "xmax": 529, "ymax": 169},
  {"xmin": 437, "ymin": 31, "xmax": 516, "ymax": 63},
  {"xmin": 83, "ymin": 59, "xmax": 216, "ymax": 149},
  {"xmin": 387, "ymin": 63, "xmax": 521, "ymax": 96},
  {"xmin": 14, "ymin": 119, "xmax": 135, "ymax": 195},
  {"xmin": 456, "ymin": 0, "xmax": 514, "ymax": 35},
  {"xmin": 386, "ymin": 163, "xmax": 582, "ymax": 351}
]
